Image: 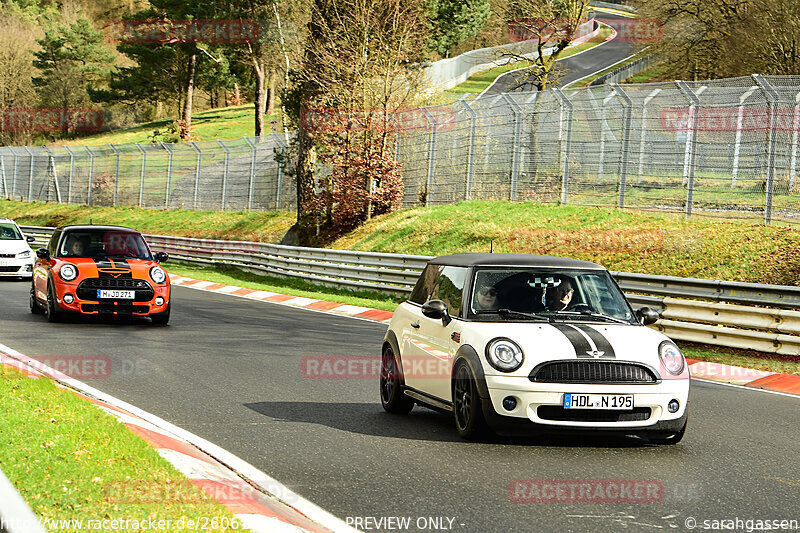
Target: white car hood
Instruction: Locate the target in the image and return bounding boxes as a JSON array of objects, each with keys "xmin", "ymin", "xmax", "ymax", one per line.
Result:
[{"xmin": 0, "ymin": 241, "xmax": 32, "ymax": 255}]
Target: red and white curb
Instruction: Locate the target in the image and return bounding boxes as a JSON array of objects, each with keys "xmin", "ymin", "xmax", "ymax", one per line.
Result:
[
  {"xmin": 170, "ymin": 274, "xmax": 800, "ymax": 397},
  {"xmin": 169, "ymin": 275, "xmax": 394, "ymax": 323},
  {"xmin": 0, "ymin": 344, "xmax": 359, "ymax": 533}
]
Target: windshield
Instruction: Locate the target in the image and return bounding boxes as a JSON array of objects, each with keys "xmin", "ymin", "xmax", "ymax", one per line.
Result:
[
  {"xmin": 56, "ymin": 229, "xmax": 152, "ymax": 260},
  {"xmin": 0, "ymin": 223, "xmax": 22, "ymax": 240},
  {"xmin": 470, "ymin": 268, "xmax": 635, "ymax": 324}
]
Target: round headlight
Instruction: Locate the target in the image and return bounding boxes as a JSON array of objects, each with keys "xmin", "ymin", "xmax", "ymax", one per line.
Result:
[
  {"xmin": 485, "ymin": 338, "xmax": 524, "ymax": 373},
  {"xmin": 150, "ymin": 266, "xmax": 167, "ymax": 284},
  {"xmin": 17, "ymin": 250, "xmax": 31, "ymax": 258},
  {"xmin": 59, "ymin": 264, "xmax": 78, "ymax": 282},
  {"xmin": 659, "ymin": 341, "xmax": 685, "ymax": 375}
]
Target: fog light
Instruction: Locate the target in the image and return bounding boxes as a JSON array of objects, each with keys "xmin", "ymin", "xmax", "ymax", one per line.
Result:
[
  {"xmin": 668, "ymin": 399, "xmax": 680, "ymax": 413},
  {"xmin": 63, "ymin": 294, "xmax": 74, "ymax": 304},
  {"xmin": 155, "ymin": 297, "xmax": 164, "ymax": 306},
  {"xmin": 502, "ymin": 396, "xmax": 517, "ymax": 411}
]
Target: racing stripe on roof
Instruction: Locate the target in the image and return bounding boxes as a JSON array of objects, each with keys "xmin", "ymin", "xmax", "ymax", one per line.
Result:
[
  {"xmin": 551, "ymin": 324, "xmax": 593, "ymax": 358},
  {"xmin": 574, "ymin": 325, "xmax": 616, "ymax": 359}
]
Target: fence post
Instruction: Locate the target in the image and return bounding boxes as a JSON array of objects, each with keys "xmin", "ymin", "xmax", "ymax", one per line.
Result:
[
  {"xmin": 420, "ymin": 107, "xmax": 438, "ymax": 206},
  {"xmin": 218, "ymin": 140, "xmax": 230, "ymax": 211},
  {"xmin": 597, "ymin": 89, "xmax": 618, "ymax": 183},
  {"xmin": 11, "ymin": 147, "xmax": 18, "ymax": 198},
  {"xmin": 134, "ymin": 143, "xmax": 146, "ymax": 207},
  {"xmin": 63, "ymin": 146, "xmax": 75, "ymax": 203},
  {"xmin": 638, "ymin": 88, "xmax": 662, "ymax": 184},
  {"xmin": 190, "ymin": 141, "xmax": 201, "ymax": 210},
  {"xmin": 272, "ymin": 133, "xmax": 287, "ymax": 210},
  {"xmin": 243, "ymin": 137, "xmax": 257, "ymax": 211},
  {"xmin": 789, "ymin": 90, "xmax": 800, "ymax": 193},
  {"xmin": 42, "ymin": 146, "xmax": 62, "ymax": 203},
  {"xmin": 553, "ymin": 88, "xmax": 573, "ymax": 205},
  {"xmin": 0, "ymin": 152, "xmax": 6, "ymax": 198},
  {"xmin": 675, "ymin": 81, "xmax": 701, "ymax": 217},
  {"xmin": 753, "ymin": 74, "xmax": 779, "ymax": 224},
  {"xmin": 85, "ymin": 146, "xmax": 94, "ymax": 206},
  {"xmin": 612, "ymin": 84, "xmax": 632, "ymax": 209},
  {"xmin": 731, "ymin": 86, "xmax": 758, "ymax": 187},
  {"xmin": 502, "ymin": 94, "xmax": 522, "ymax": 200},
  {"xmin": 108, "ymin": 143, "xmax": 120, "ymax": 206},
  {"xmin": 23, "ymin": 146, "xmax": 34, "ymax": 200},
  {"xmin": 161, "ymin": 142, "xmax": 173, "ymax": 209},
  {"xmin": 458, "ymin": 98, "xmax": 477, "ymax": 201}
]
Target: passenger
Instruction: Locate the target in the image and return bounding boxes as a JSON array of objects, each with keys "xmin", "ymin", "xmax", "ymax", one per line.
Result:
[{"xmin": 546, "ymin": 276, "xmax": 575, "ymax": 312}]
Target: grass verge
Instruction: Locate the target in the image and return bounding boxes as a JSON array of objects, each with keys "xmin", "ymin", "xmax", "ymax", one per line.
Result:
[
  {"xmin": 167, "ymin": 261, "xmax": 401, "ymax": 312},
  {"xmin": 0, "ymin": 365, "xmax": 246, "ymax": 531},
  {"xmin": 0, "ymin": 200, "xmax": 295, "ymax": 244}
]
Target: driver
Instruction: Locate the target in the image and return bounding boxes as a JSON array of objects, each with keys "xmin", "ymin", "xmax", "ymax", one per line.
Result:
[
  {"xmin": 474, "ymin": 284, "xmax": 500, "ymax": 311},
  {"xmin": 67, "ymin": 237, "xmax": 86, "ymax": 257},
  {"xmin": 546, "ymin": 276, "xmax": 575, "ymax": 312}
]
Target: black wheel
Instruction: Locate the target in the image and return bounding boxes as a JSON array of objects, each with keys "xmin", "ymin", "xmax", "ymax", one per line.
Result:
[
  {"xmin": 647, "ymin": 418, "xmax": 687, "ymax": 445},
  {"xmin": 452, "ymin": 360, "xmax": 489, "ymax": 440},
  {"xmin": 379, "ymin": 345, "xmax": 413, "ymax": 414},
  {"xmin": 45, "ymin": 284, "xmax": 61, "ymax": 323},
  {"xmin": 30, "ymin": 283, "xmax": 41, "ymax": 314},
  {"xmin": 150, "ymin": 304, "xmax": 170, "ymax": 325}
]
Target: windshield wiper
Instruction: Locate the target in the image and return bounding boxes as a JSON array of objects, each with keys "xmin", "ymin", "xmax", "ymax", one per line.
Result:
[
  {"xmin": 496, "ymin": 308, "xmax": 550, "ymax": 322},
  {"xmin": 552, "ymin": 311, "xmax": 630, "ymax": 324}
]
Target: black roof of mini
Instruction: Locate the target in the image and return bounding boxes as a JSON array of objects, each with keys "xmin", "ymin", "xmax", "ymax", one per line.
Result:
[
  {"xmin": 58, "ymin": 225, "xmax": 140, "ymax": 232},
  {"xmin": 428, "ymin": 253, "xmax": 604, "ymax": 269}
]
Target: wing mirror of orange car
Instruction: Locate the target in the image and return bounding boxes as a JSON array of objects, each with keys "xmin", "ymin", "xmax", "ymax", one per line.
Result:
[
  {"xmin": 422, "ymin": 299, "xmax": 452, "ymax": 326},
  {"xmin": 36, "ymin": 248, "xmax": 50, "ymax": 260},
  {"xmin": 154, "ymin": 251, "xmax": 169, "ymax": 263}
]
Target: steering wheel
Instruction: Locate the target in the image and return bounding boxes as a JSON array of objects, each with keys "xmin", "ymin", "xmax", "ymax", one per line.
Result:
[{"xmin": 565, "ymin": 303, "xmax": 592, "ymax": 313}]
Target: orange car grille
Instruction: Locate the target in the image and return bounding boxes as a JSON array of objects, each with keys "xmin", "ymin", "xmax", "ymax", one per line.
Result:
[{"xmin": 76, "ymin": 278, "xmax": 155, "ymax": 301}]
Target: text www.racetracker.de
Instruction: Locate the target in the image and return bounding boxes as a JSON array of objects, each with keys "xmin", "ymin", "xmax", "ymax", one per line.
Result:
[{"xmin": 2, "ymin": 516, "xmax": 244, "ymax": 531}]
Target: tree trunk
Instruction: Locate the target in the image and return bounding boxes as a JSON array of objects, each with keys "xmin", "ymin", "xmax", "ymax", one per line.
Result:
[
  {"xmin": 232, "ymin": 83, "xmax": 241, "ymax": 106},
  {"xmin": 181, "ymin": 53, "xmax": 196, "ymax": 141},
  {"xmin": 266, "ymin": 70, "xmax": 276, "ymax": 116},
  {"xmin": 253, "ymin": 57, "xmax": 267, "ymax": 137}
]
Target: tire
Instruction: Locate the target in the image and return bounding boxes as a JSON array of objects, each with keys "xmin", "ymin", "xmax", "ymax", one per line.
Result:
[
  {"xmin": 150, "ymin": 304, "xmax": 170, "ymax": 325},
  {"xmin": 452, "ymin": 360, "xmax": 489, "ymax": 440},
  {"xmin": 30, "ymin": 283, "xmax": 41, "ymax": 314},
  {"xmin": 45, "ymin": 284, "xmax": 61, "ymax": 323},
  {"xmin": 379, "ymin": 345, "xmax": 413, "ymax": 414}
]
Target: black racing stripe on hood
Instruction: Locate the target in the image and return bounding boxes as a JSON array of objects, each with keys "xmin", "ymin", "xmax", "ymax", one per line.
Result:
[
  {"xmin": 575, "ymin": 325, "xmax": 616, "ymax": 359},
  {"xmin": 93, "ymin": 257, "xmax": 133, "ymax": 278},
  {"xmin": 551, "ymin": 324, "xmax": 593, "ymax": 358}
]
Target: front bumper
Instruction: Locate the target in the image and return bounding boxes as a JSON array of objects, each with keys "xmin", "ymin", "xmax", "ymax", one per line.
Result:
[
  {"xmin": 483, "ymin": 374, "xmax": 689, "ymax": 430},
  {"xmin": 0, "ymin": 260, "xmax": 33, "ymax": 277},
  {"xmin": 52, "ymin": 281, "xmax": 170, "ymax": 316}
]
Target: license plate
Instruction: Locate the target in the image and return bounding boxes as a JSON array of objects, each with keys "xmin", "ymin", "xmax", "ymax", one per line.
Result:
[
  {"xmin": 97, "ymin": 289, "xmax": 135, "ymax": 299},
  {"xmin": 564, "ymin": 393, "xmax": 633, "ymax": 410}
]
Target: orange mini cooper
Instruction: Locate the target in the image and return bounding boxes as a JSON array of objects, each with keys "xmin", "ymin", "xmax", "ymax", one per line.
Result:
[{"xmin": 31, "ymin": 225, "xmax": 171, "ymax": 324}]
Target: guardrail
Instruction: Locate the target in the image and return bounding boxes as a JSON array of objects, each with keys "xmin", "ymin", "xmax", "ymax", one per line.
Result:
[{"xmin": 20, "ymin": 226, "xmax": 800, "ymax": 355}]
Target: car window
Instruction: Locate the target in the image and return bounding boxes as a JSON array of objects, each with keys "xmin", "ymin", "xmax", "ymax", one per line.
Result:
[
  {"xmin": 430, "ymin": 266, "xmax": 467, "ymax": 317},
  {"xmin": 0, "ymin": 223, "xmax": 22, "ymax": 240},
  {"xmin": 55, "ymin": 230, "xmax": 152, "ymax": 260},
  {"xmin": 48, "ymin": 230, "xmax": 62, "ymax": 256},
  {"xmin": 408, "ymin": 264, "xmax": 443, "ymax": 305}
]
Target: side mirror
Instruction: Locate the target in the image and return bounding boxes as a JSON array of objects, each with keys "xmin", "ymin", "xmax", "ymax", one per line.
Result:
[
  {"xmin": 26, "ymin": 236, "xmax": 35, "ymax": 243},
  {"xmin": 636, "ymin": 306, "xmax": 660, "ymax": 326},
  {"xmin": 422, "ymin": 299, "xmax": 452, "ymax": 326},
  {"xmin": 154, "ymin": 251, "xmax": 169, "ymax": 263},
  {"xmin": 36, "ymin": 248, "xmax": 50, "ymax": 260}
]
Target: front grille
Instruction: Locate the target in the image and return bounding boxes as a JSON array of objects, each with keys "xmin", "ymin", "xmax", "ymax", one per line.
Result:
[
  {"xmin": 530, "ymin": 361, "xmax": 659, "ymax": 384},
  {"xmin": 0, "ymin": 253, "xmax": 15, "ymax": 258},
  {"xmin": 77, "ymin": 278, "xmax": 154, "ymax": 302},
  {"xmin": 81, "ymin": 303, "xmax": 149, "ymax": 314},
  {"xmin": 0, "ymin": 266, "xmax": 20, "ymax": 273},
  {"xmin": 538, "ymin": 406, "xmax": 652, "ymax": 422}
]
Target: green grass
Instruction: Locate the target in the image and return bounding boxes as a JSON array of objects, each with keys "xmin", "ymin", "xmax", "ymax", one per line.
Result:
[
  {"xmin": 167, "ymin": 261, "xmax": 401, "ymax": 312},
  {"xmin": 0, "ymin": 200, "xmax": 295, "ymax": 243},
  {"xmin": 446, "ymin": 27, "xmax": 614, "ymax": 96},
  {"xmin": 624, "ymin": 63, "xmax": 670, "ymax": 84},
  {"xmin": 53, "ymin": 105, "xmax": 282, "ymax": 147},
  {"xmin": 0, "ymin": 365, "xmax": 246, "ymax": 531},
  {"xmin": 331, "ymin": 200, "xmax": 800, "ymax": 286},
  {"xmin": 680, "ymin": 343, "xmax": 800, "ymax": 375}
]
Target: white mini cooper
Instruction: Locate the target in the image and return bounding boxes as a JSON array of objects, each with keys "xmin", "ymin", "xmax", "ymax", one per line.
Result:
[{"xmin": 380, "ymin": 253, "xmax": 689, "ymax": 444}]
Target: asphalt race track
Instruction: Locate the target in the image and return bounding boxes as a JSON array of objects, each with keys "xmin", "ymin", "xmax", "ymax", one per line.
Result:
[
  {"xmin": 483, "ymin": 13, "xmax": 635, "ymax": 95},
  {"xmin": 1, "ymin": 280, "xmax": 799, "ymax": 532}
]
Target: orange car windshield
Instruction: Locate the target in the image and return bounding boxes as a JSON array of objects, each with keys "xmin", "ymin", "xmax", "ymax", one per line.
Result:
[{"xmin": 57, "ymin": 230, "xmax": 152, "ymax": 260}]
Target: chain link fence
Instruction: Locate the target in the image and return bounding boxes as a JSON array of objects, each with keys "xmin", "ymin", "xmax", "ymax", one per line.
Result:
[{"xmin": 2, "ymin": 75, "xmax": 800, "ymax": 225}]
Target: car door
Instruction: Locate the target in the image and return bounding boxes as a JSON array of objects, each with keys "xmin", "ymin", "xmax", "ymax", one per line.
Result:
[
  {"xmin": 405, "ymin": 266, "xmax": 467, "ymax": 402},
  {"xmin": 33, "ymin": 229, "xmax": 61, "ymax": 302}
]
